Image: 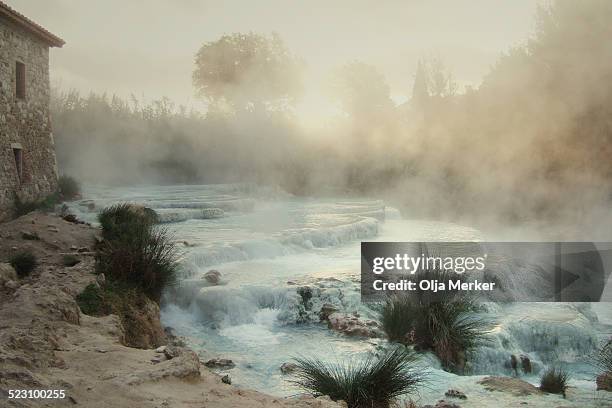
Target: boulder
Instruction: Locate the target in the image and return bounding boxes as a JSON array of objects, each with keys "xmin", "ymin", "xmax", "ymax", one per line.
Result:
[
  {"xmin": 205, "ymin": 358, "xmax": 235, "ymax": 369},
  {"xmin": 478, "ymin": 376, "xmax": 543, "ymax": 396},
  {"xmin": 520, "ymin": 354, "xmax": 532, "ymax": 374},
  {"xmin": 319, "ymin": 303, "xmax": 339, "ymax": 321},
  {"xmin": 203, "ymin": 270, "xmax": 221, "ymax": 285},
  {"xmin": 0, "ymin": 263, "xmax": 17, "ymax": 287},
  {"xmin": 163, "ymin": 346, "xmax": 180, "ymax": 360},
  {"xmin": 280, "ymin": 362, "xmax": 298, "ymax": 374},
  {"xmin": 123, "ymin": 348, "xmax": 200, "ymax": 385},
  {"xmin": 510, "ymin": 354, "xmax": 518, "ymax": 374},
  {"xmin": 596, "ymin": 371, "xmax": 612, "ymax": 391},
  {"xmin": 21, "ymin": 231, "xmax": 40, "ymax": 240},
  {"xmin": 221, "ymin": 374, "xmax": 232, "ymax": 384},
  {"xmin": 120, "ymin": 296, "xmax": 166, "ymax": 349},
  {"xmin": 327, "ymin": 313, "xmax": 383, "ymax": 338}
]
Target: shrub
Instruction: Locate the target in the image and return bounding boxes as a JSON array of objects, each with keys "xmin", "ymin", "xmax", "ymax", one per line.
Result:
[
  {"xmin": 380, "ymin": 270, "xmax": 491, "ymax": 373},
  {"xmin": 76, "ymin": 283, "xmax": 109, "ymax": 316},
  {"xmin": 96, "ymin": 203, "xmax": 176, "ymax": 303},
  {"xmin": 13, "ymin": 193, "xmax": 61, "ymax": 217},
  {"xmin": 9, "ymin": 251, "xmax": 37, "ymax": 278},
  {"xmin": 62, "ymin": 254, "xmax": 81, "ymax": 267},
  {"xmin": 58, "ymin": 175, "xmax": 81, "ymax": 200},
  {"xmin": 98, "ymin": 203, "xmax": 158, "ymax": 241},
  {"xmin": 291, "ymin": 346, "xmax": 424, "ymax": 408},
  {"xmin": 539, "ymin": 367, "xmax": 569, "ymax": 396}
]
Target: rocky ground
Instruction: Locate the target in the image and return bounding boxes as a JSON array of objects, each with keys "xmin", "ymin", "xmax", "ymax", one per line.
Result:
[{"xmin": 0, "ymin": 212, "xmax": 344, "ymax": 408}]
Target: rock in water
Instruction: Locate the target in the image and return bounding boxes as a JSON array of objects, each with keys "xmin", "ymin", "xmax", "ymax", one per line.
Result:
[
  {"xmin": 510, "ymin": 354, "xmax": 518, "ymax": 375},
  {"xmin": 319, "ymin": 303, "xmax": 339, "ymax": 321},
  {"xmin": 221, "ymin": 374, "xmax": 231, "ymax": 384},
  {"xmin": 445, "ymin": 389, "xmax": 467, "ymax": 399},
  {"xmin": 596, "ymin": 371, "xmax": 612, "ymax": 391},
  {"xmin": 327, "ymin": 312, "xmax": 383, "ymax": 338},
  {"xmin": 280, "ymin": 362, "xmax": 298, "ymax": 374},
  {"xmin": 203, "ymin": 270, "xmax": 221, "ymax": 285},
  {"xmin": 520, "ymin": 354, "xmax": 532, "ymax": 374}
]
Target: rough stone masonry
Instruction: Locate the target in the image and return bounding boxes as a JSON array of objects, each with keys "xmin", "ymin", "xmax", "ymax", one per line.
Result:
[{"xmin": 0, "ymin": 1, "xmax": 64, "ymax": 220}]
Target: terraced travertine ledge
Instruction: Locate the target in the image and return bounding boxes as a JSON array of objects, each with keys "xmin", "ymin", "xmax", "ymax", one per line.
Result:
[{"xmin": 0, "ymin": 212, "xmax": 344, "ymax": 408}]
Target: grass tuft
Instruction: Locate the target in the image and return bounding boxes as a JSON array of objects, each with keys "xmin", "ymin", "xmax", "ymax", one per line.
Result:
[
  {"xmin": 13, "ymin": 193, "xmax": 60, "ymax": 218},
  {"xmin": 539, "ymin": 367, "xmax": 569, "ymax": 396},
  {"xmin": 380, "ymin": 270, "xmax": 490, "ymax": 373},
  {"xmin": 76, "ymin": 283, "xmax": 109, "ymax": 316},
  {"xmin": 98, "ymin": 203, "xmax": 158, "ymax": 241},
  {"xmin": 96, "ymin": 203, "xmax": 176, "ymax": 303},
  {"xmin": 596, "ymin": 339, "xmax": 612, "ymax": 373},
  {"xmin": 290, "ymin": 346, "xmax": 425, "ymax": 408},
  {"xmin": 58, "ymin": 175, "xmax": 81, "ymax": 200},
  {"xmin": 9, "ymin": 251, "xmax": 37, "ymax": 278}
]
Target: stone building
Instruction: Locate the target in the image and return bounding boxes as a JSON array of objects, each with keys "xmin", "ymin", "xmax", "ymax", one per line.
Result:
[{"xmin": 0, "ymin": 1, "xmax": 64, "ymax": 220}]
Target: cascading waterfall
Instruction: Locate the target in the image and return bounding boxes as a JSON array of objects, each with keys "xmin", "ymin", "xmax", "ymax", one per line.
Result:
[{"xmin": 68, "ymin": 183, "xmax": 612, "ymax": 406}]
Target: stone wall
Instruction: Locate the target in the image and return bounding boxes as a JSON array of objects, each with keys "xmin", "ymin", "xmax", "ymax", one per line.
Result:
[{"xmin": 0, "ymin": 15, "xmax": 58, "ymax": 220}]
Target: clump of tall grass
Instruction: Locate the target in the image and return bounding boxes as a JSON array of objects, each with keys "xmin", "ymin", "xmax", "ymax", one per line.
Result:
[
  {"xmin": 9, "ymin": 251, "xmax": 38, "ymax": 278},
  {"xmin": 539, "ymin": 367, "xmax": 569, "ymax": 396},
  {"xmin": 13, "ymin": 192, "xmax": 61, "ymax": 217},
  {"xmin": 76, "ymin": 283, "xmax": 109, "ymax": 316},
  {"xmin": 594, "ymin": 339, "xmax": 612, "ymax": 390},
  {"xmin": 290, "ymin": 346, "xmax": 425, "ymax": 408},
  {"xmin": 98, "ymin": 203, "xmax": 158, "ymax": 241},
  {"xmin": 596, "ymin": 340, "xmax": 612, "ymax": 373},
  {"xmin": 380, "ymin": 269, "xmax": 490, "ymax": 373},
  {"xmin": 96, "ymin": 203, "xmax": 176, "ymax": 303},
  {"xmin": 58, "ymin": 175, "xmax": 81, "ymax": 200}
]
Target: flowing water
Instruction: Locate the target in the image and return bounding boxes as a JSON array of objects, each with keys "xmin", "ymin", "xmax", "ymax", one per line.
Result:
[{"xmin": 69, "ymin": 184, "xmax": 612, "ymax": 407}]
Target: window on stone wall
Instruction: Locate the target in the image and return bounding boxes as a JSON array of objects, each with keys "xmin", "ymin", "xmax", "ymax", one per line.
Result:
[
  {"xmin": 16, "ymin": 61, "xmax": 25, "ymax": 99},
  {"xmin": 13, "ymin": 147, "xmax": 23, "ymax": 182}
]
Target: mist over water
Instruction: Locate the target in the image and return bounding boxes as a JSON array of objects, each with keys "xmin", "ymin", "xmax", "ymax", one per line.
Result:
[
  {"xmin": 47, "ymin": 1, "xmax": 612, "ymax": 406},
  {"xmin": 51, "ymin": 2, "xmax": 612, "ymax": 237},
  {"xmin": 66, "ymin": 183, "xmax": 612, "ymax": 406}
]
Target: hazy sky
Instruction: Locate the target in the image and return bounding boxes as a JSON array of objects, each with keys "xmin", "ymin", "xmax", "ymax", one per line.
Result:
[{"xmin": 9, "ymin": 0, "xmax": 537, "ymax": 110}]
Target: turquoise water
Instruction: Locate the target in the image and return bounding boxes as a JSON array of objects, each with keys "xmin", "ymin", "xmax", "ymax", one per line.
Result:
[{"xmin": 69, "ymin": 184, "xmax": 612, "ymax": 406}]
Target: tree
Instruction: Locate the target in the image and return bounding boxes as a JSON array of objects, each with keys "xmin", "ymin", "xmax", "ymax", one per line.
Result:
[
  {"xmin": 330, "ymin": 61, "xmax": 394, "ymax": 119},
  {"xmin": 411, "ymin": 60, "xmax": 429, "ymax": 109},
  {"xmin": 424, "ymin": 57, "xmax": 456, "ymax": 99},
  {"xmin": 193, "ymin": 32, "xmax": 302, "ymax": 114}
]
